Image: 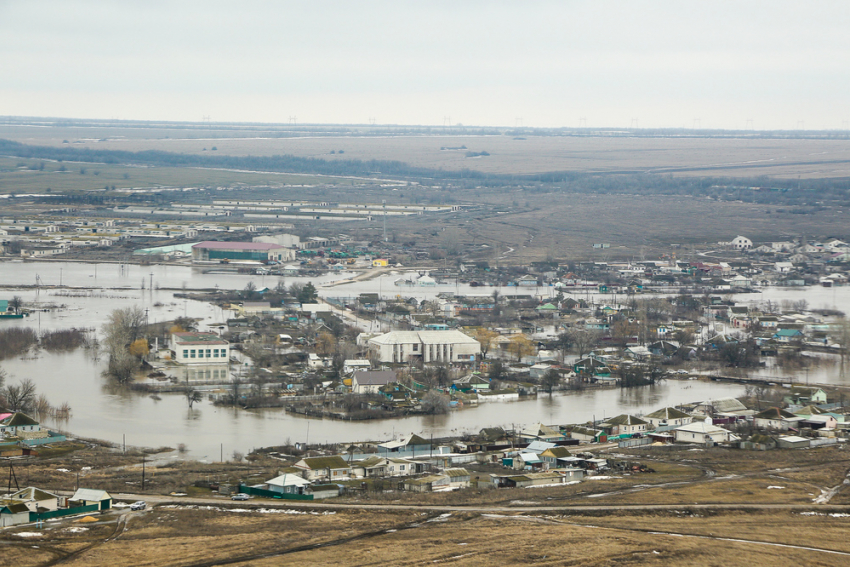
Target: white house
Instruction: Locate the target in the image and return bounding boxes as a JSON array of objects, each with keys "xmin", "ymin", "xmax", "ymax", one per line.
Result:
[
  {"xmin": 351, "ymin": 370, "xmax": 397, "ymax": 394},
  {"xmin": 730, "ymin": 236, "xmax": 753, "ymax": 250},
  {"xmin": 774, "ymin": 262, "xmax": 794, "ymax": 273},
  {"xmin": 171, "ymin": 332, "xmax": 230, "ymax": 364},
  {"xmin": 367, "ymin": 330, "xmax": 480, "ymax": 364},
  {"xmin": 673, "ymin": 420, "xmax": 737, "ymax": 444},
  {"xmin": 343, "ymin": 359, "xmax": 372, "ymax": 374},
  {"xmin": 644, "ymin": 407, "xmax": 693, "ymax": 429}
]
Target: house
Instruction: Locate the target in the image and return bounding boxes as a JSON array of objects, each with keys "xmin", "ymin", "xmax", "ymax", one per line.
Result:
[
  {"xmin": 774, "ymin": 262, "xmax": 794, "ymax": 273},
  {"xmin": 263, "ymin": 473, "xmax": 311, "ymax": 495},
  {"xmin": 784, "ymin": 387, "xmax": 828, "ymax": 406},
  {"xmin": 603, "ymin": 414, "xmax": 648, "ymax": 437},
  {"xmin": 478, "ymin": 427, "xmax": 510, "ymax": 444},
  {"xmin": 70, "ymin": 488, "xmax": 112, "ymax": 510},
  {"xmin": 776, "ymin": 435, "xmax": 811, "ymax": 449},
  {"xmin": 452, "ymin": 373, "xmax": 490, "ymax": 392},
  {"xmin": 377, "ymin": 434, "xmax": 432, "ymax": 458},
  {"xmin": 644, "ymin": 407, "xmax": 693, "ymax": 429},
  {"xmin": 293, "ymin": 456, "xmax": 351, "ymax": 481},
  {"xmin": 539, "ymin": 446, "xmax": 573, "ymax": 465},
  {"xmin": 773, "ymin": 329, "xmax": 804, "ymax": 343},
  {"xmin": 343, "ymin": 359, "xmax": 372, "ymax": 374},
  {"xmin": 5, "ymin": 487, "xmax": 59, "ymax": 512},
  {"xmin": 443, "ymin": 468, "xmax": 471, "ymax": 489},
  {"xmin": 754, "ymin": 407, "xmax": 804, "ymax": 431},
  {"xmin": 351, "ymin": 370, "xmax": 397, "ymax": 394},
  {"xmin": 385, "ymin": 457, "xmax": 416, "ymax": 476},
  {"xmin": 367, "ymin": 330, "xmax": 481, "ymax": 364},
  {"xmin": 568, "ymin": 426, "xmax": 605, "ymax": 443},
  {"xmin": 349, "ymin": 456, "xmax": 389, "ymax": 478},
  {"xmin": 730, "ymin": 236, "xmax": 753, "ymax": 250},
  {"xmin": 520, "ymin": 423, "xmax": 566, "ymax": 442},
  {"xmin": 0, "ymin": 412, "xmax": 41, "ymax": 437},
  {"xmin": 404, "ymin": 474, "xmax": 450, "ymax": 492},
  {"xmin": 170, "ymin": 332, "xmax": 230, "ymax": 364},
  {"xmin": 673, "ymin": 420, "xmax": 737, "ymax": 444},
  {"xmin": 0, "ymin": 502, "xmax": 31, "ymax": 527},
  {"xmin": 515, "ymin": 453, "xmax": 545, "ymax": 470},
  {"xmin": 648, "ymin": 340, "xmax": 680, "ymax": 357}
]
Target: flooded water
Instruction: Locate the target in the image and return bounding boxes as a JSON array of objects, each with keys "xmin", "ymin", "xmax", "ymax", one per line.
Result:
[
  {"xmin": 0, "ymin": 349, "xmax": 745, "ymax": 460},
  {"xmin": 1, "ymin": 260, "xmax": 848, "ymax": 458}
]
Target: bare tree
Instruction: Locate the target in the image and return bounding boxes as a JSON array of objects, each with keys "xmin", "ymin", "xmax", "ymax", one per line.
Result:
[
  {"xmin": 3, "ymin": 379, "xmax": 37, "ymax": 412},
  {"xmin": 9, "ymin": 296, "xmax": 23, "ymax": 314},
  {"xmin": 570, "ymin": 329, "xmax": 599, "ymax": 359}
]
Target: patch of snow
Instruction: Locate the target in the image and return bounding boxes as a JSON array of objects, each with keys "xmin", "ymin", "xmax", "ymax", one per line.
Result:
[
  {"xmin": 767, "ymin": 486, "xmax": 785, "ymax": 489},
  {"xmin": 56, "ymin": 468, "xmax": 70, "ymax": 473},
  {"xmin": 14, "ymin": 532, "xmax": 44, "ymax": 538}
]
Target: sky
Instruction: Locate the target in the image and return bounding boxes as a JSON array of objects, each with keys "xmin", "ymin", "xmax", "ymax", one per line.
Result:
[{"xmin": 1, "ymin": 1, "xmax": 849, "ymax": 130}]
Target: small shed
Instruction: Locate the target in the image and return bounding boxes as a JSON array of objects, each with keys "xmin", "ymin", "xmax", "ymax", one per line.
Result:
[
  {"xmin": 777, "ymin": 435, "xmax": 811, "ymax": 449},
  {"xmin": 70, "ymin": 488, "xmax": 112, "ymax": 511}
]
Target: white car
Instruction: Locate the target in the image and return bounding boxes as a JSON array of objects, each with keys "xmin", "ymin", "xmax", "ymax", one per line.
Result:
[{"xmin": 130, "ymin": 501, "xmax": 146, "ymax": 511}]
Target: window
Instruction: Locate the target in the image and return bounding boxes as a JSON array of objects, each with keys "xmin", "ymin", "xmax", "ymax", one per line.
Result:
[
  {"xmin": 206, "ymin": 349, "xmax": 211, "ymax": 358},
  {"xmin": 182, "ymin": 350, "xmax": 188, "ymax": 358},
  {"xmin": 400, "ymin": 465, "xmax": 405, "ymax": 471},
  {"xmin": 198, "ymin": 350, "xmax": 204, "ymax": 358},
  {"xmin": 412, "ymin": 344, "xmax": 419, "ymax": 352},
  {"xmin": 190, "ymin": 349, "xmax": 196, "ymax": 358}
]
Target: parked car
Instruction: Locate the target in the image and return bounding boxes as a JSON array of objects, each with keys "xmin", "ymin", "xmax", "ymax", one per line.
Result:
[
  {"xmin": 130, "ymin": 501, "xmax": 146, "ymax": 511},
  {"xmin": 231, "ymin": 493, "xmax": 250, "ymax": 501}
]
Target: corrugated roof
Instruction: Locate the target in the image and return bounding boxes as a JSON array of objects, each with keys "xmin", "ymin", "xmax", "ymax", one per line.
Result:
[
  {"xmin": 71, "ymin": 488, "xmax": 111, "ymax": 502},
  {"xmin": 192, "ymin": 241, "xmax": 285, "ymax": 250}
]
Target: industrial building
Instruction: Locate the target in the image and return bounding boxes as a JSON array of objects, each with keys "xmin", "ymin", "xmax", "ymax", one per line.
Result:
[{"xmin": 191, "ymin": 241, "xmax": 293, "ymax": 263}]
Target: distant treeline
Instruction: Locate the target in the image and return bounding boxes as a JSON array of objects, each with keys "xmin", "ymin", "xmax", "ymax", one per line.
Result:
[{"xmin": 0, "ymin": 138, "xmax": 465, "ymax": 180}]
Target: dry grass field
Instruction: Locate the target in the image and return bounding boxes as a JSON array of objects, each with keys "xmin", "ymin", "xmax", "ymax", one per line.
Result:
[
  {"xmin": 4, "ymin": 506, "xmax": 850, "ymax": 566},
  {"xmin": 4, "ymin": 124, "xmax": 850, "ymax": 179},
  {"xmin": 4, "ymin": 443, "xmax": 850, "ymax": 566}
]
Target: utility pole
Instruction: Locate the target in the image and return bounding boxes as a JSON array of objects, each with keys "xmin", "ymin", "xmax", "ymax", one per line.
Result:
[{"xmin": 141, "ymin": 454, "xmax": 146, "ymax": 491}]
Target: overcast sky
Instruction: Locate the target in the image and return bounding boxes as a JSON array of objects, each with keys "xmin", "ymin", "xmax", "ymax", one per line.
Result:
[{"xmin": 2, "ymin": 1, "xmax": 848, "ymax": 130}]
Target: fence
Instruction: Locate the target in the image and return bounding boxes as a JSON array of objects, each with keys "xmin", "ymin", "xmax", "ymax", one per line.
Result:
[
  {"xmin": 618, "ymin": 437, "xmax": 653, "ymax": 448},
  {"xmin": 22, "ymin": 433, "xmax": 67, "ymax": 446},
  {"xmin": 238, "ymin": 484, "xmax": 313, "ymax": 501},
  {"xmin": 30, "ymin": 504, "xmax": 99, "ymax": 522},
  {"xmin": 810, "ymin": 437, "xmax": 839, "ymax": 448}
]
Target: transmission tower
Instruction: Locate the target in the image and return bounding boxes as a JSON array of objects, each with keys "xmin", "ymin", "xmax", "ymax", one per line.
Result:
[{"xmin": 289, "ymin": 116, "xmax": 297, "ymax": 125}]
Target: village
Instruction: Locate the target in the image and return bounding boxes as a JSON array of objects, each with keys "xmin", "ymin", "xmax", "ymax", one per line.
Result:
[{"xmin": 3, "ymin": 226, "xmax": 850, "ymax": 528}]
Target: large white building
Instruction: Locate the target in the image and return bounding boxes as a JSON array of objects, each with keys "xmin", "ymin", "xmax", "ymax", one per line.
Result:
[
  {"xmin": 367, "ymin": 330, "xmax": 480, "ymax": 364},
  {"xmin": 171, "ymin": 332, "xmax": 230, "ymax": 364}
]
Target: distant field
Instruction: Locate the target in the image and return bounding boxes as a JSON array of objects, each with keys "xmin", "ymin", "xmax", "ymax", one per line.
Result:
[
  {"xmin": 380, "ymin": 191, "xmax": 849, "ymax": 262},
  {"xmin": 0, "ymin": 156, "xmax": 356, "ymax": 195},
  {"xmin": 4, "ymin": 123, "xmax": 850, "ymax": 179}
]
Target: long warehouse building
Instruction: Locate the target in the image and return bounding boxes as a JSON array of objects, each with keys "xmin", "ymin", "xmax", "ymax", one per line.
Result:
[{"xmin": 191, "ymin": 241, "xmax": 294, "ymax": 263}]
